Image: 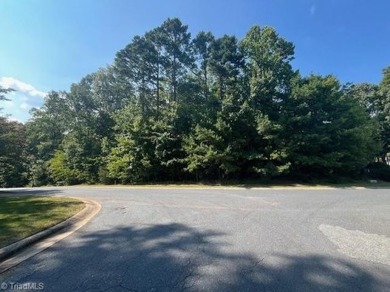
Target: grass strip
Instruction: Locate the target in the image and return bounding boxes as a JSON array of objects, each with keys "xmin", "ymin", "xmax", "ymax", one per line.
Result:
[{"xmin": 0, "ymin": 196, "xmax": 84, "ymax": 248}]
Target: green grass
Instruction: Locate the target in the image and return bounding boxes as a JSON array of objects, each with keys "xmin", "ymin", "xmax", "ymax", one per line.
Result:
[{"xmin": 0, "ymin": 196, "xmax": 85, "ymax": 248}]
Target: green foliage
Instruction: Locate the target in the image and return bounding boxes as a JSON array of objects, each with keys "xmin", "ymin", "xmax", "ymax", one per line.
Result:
[
  {"xmin": 106, "ymin": 102, "xmax": 186, "ymax": 183},
  {"xmin": 107, "ymin": 105, "xmax": 152, "ymax": 183},
  {"xmin": 283, "ymin": 75, "xmax": 380, "ymax": 177},
  {"xmin": 0, "ymin": 87, "xmax": 13, "ymax": 103},
  {"xmin": 183, "ymin": 125, "xmax": 224, "ymax": 180},
  {"xmin": 28, "ymin": 159, "xmax": 50, "ymax": 187},
  {"xmin": 241, "ymin": 26, "xmax": 294, "ymax": 115},
  {"xmin": 346, "ymin": 67, "xmax": 390, "ymax": 164},
  {"xmin": 49, "ymin": 150, "xmax": 79, "ymax": 185},
  {"xmin": 48, "ymin": 128, "xmax": 102, "ymax": 185},
  {"xmin": 18, "ymin": 18, "xmax": 390, "ymax": 186},
  {"xmin": 378, "ymin": 67, "xmax": 390, "ymax": 162},
  {"xmin": 367, "ymin": 162, "xmax": 390, "ymax": 182},
  {"xmin": 0, "ymin": 117, "xmax": 28, "ymax": 187},
  {"xmin": 25, "ymin": 91, "xmax": 69, "ymax": 185}
]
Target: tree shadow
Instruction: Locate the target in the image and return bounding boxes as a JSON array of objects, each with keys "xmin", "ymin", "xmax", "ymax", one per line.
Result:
[
  {"xmin": 0, "ymin": 188, "xmax": 63, "ymax": 197},
  {"xmin": 0, "ymin": 194, "xmax": 83, "ymax": 248},
  {"xmin": 1, "ymin": 223, "xmax": 388, "ymax": 291}
]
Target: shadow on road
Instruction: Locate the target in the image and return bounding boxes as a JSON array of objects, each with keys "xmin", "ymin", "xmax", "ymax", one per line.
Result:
[
  {"xmin": 2, "ymin": 223, "xmax": 388, "ymax": 291},
  {"xmin": 0, "ymin": 188, "xmax": 63, "ymax": 197}
]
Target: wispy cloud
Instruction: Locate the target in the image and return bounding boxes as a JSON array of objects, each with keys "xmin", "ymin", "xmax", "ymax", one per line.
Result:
[
  {"xmin": 0, "ymin": 77, "xmax": 47, "ymax": 122},
  {"xmin": 0, "ymin": 77, "xmax": 47, "ymax": 98},
  {"xmin": 310, "ymin": 4, "xmax": 316, "ymax": 16}
]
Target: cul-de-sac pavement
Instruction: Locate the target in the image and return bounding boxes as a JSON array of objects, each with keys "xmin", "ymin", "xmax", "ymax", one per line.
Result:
[{"xmin": 1, "ymin": 187, "xmax": 389, "ymax": 291}]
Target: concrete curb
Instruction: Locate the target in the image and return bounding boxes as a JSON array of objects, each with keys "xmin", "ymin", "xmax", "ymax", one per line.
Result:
[{"xmin": 0, "ymin": 197, "xmax": 101, "ymax": 274}]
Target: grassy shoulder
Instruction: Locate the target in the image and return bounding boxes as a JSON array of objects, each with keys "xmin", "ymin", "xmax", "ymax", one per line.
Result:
[
  {"xmin": 74, "ymin": 178, "xmax": 390, "ymax": 189},
  {"xmin": 0, "ymin": 196, "xmax": 85, "ymax": 248},
  {"xmin": 51, "ymin": 167, "xmax": 390, "ymax": 189}
]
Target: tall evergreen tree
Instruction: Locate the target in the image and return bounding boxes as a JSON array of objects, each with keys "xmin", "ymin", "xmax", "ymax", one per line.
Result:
[
  {"xmin": 283, "ymin": 75, "xmax": 380, "ymax": 177},
  {"xmin": 21, "ymin": 18, "xmax": 389, "ymax": 185},
  {"xmin": 153, "ymin": 18, "xmax": 194, "ymax": 103},
  {"xmin": 192, "ymin": 31, "xmax": 215, "ymax": 100}
]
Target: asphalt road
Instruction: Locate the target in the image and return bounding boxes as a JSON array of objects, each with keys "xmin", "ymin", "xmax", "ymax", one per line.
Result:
[{"xmin": 1, "ymin": 187, "xmax": 389, "ymax": 291}]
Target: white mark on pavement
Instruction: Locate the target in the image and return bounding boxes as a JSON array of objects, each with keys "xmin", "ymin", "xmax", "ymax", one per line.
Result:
[{"xmin": 319, "ymin": 224, "xmax": 390, "ymax": 265}]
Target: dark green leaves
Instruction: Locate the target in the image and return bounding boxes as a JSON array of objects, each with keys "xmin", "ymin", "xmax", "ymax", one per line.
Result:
[{"xmin": 18, "ymin": 19, "xmax": 389, "ymax": 186}]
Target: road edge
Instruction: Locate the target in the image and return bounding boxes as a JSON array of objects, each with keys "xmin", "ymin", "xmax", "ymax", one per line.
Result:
[{"xmin": 0, "ymin": 197, "xmax": 101, "ymax": 274}]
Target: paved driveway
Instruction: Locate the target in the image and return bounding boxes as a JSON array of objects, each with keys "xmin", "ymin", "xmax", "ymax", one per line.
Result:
[{"xmin": 1, "ymin": 187, "xmax": 389, "ymax": 291}]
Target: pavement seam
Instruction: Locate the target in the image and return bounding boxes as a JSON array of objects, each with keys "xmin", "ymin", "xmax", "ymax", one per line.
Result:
[{"xmin": 0, "ymin": 197, "xmax": 101, "ymax": 274}]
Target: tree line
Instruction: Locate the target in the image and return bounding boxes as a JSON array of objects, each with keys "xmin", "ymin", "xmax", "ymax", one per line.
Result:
[{"xmin": 1, "ymin": 18, "xmax": 390, "ymax": 187}]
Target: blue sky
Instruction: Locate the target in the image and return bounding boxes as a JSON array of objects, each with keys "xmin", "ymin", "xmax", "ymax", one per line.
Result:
[{"xmin": 1, "ymin": 0, "xmax": 389, "ymax": 122}]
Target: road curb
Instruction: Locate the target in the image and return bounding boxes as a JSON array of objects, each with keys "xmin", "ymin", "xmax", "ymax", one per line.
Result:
[{"xmin": 0, "ymin": 197, "xmax": 101, "ymax": 274}]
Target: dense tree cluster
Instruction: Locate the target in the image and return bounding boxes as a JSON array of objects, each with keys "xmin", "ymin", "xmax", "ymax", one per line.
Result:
[
  {"xmin": 1, "ymin": 88, "xmax": 28, "ymax": 187},
  {"xmin": 1, "ymin": 18, "xmax": 390, "ymax": 186}
]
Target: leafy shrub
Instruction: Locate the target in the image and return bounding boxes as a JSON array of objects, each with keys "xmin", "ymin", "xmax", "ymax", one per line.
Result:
[{"xmin": 366, "ymin": 162, "xmax": 390, "ymax": 182}]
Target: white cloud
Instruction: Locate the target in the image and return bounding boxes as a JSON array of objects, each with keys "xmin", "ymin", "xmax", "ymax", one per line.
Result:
[
  {"xmin": 0, "ymin": 77, "xmax": 46, "ymax": 122},
  {"xmin": 0, "ymin": 77, "xmax": 47, "ymax": 98},
  {"xmin": 310, "ymin": 4, "xmax": 316, "ymax": 16}
]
